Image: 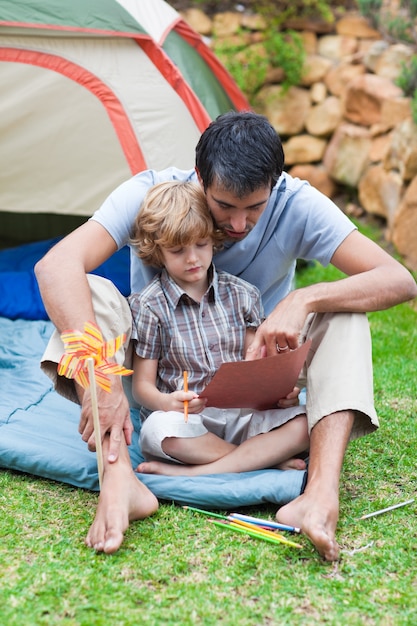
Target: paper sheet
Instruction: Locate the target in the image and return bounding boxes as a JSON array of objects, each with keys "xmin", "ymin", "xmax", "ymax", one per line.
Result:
[{"xmin": 200, "ymin": 340, "xmax": 311, "ymax": 410}]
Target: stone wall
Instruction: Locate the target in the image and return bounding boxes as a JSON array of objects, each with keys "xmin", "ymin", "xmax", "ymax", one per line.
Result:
[{"xmin": 181, "ymin": 7, "xmax": 417, "ymax": 271}]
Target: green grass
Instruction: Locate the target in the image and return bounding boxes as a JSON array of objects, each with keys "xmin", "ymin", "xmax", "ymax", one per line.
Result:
[{"xmin": 1, "ymin": 222, "xmax": 417, "ymax": 625}]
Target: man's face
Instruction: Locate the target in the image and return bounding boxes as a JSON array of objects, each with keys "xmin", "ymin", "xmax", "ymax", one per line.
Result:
[{"xmin": 204, "ymin": 180, "xmax": 271, "ymax": 242}]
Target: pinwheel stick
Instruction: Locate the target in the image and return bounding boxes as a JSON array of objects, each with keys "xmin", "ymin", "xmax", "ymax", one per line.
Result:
[
  {"xmin": 86, "ymin": 357, "xmax": 104, "ymax": 488},
  {"xmin": 58, "ymin": 322, "xmax": 133, "ymax": 491}
]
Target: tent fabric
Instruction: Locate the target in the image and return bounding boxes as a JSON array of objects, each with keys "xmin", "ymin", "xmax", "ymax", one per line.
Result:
[
  {"xmin": 0, "ymin": 238, "xmax": 131, "ymax": 320},
  {"xmin": 0, "ymin": 2, "xmax": 307, "ymax": 515},
  {"xmin": 0, "ymin": 0, "xmax": 250, "ymax": 218}
]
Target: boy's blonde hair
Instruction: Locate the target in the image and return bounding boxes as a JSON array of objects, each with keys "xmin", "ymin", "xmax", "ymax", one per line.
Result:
[{"xmin": 131, "ymin": 181, "xmax": 224, "ymax": 268}]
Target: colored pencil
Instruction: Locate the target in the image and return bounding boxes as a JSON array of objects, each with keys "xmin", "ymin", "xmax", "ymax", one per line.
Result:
[
  {"xmin": 183, "ymin": 370, "xmax": 189, "ymax": 423},
  {"xmin": 358, "ymin": 498, "xmax": 414, "ymax": 520},
  {"xmin": 183, "ymin": 506, "xmax": 278, "ymax": 531},
  {"xmin": 228, "ymin": 518, "xmax": 303, "ymax": 548},
  {"xmin": 182, "ymin": 505, "xmax": 228, "ymax": 520},
  {"xmin": 209, "ymin": 519, "xmax": 303, "ymax": 548},
  {"xmin": 228, "ymin": 517, "xmax": 287, "ymax": 540},
  {"xmin": 229, "ymin": 512, "xmax": 301, "ymax": 534}
]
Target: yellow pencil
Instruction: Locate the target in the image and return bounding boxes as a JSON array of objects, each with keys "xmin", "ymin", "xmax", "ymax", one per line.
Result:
[
  {"xmin": 228, "ymin": 518, "xmax": 303, "ymax": 548},
  {"xmin": 183, "ymin": 370, "xmax": 189, "ymax": 423}
]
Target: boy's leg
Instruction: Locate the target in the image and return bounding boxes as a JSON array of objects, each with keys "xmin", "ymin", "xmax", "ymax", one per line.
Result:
[
  {"xmin": 138, "ymin": 414, "xmax": 309, "ymax": 476},
  {"xmin": 139, "ymin": 410, "xmax": 236, "ymax": 465},
  {"xmin": 162, "ymin": 432, "xmax": 237, "ymax": 464}
]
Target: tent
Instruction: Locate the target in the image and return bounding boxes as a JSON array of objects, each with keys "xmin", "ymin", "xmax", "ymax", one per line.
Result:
[
  {"xmin": 0, "ymin": 0, "xmax": 250, "ymax": 244},
  {"xmin": 0, "ymin": 1, "xmax": 307, "ymax": 508}
]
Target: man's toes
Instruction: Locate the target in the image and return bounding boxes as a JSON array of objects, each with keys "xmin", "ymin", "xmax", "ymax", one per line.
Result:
[{"xmin": 103, "ymin": 532, "xmax": 123, "ymax": 554}]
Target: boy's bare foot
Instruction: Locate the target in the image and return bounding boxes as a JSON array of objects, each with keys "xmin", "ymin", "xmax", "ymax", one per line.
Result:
[
  {"xmin": 276, "ymin": 457, "xmax": 307, "ymax": 471},
  {"xmin": 137, "ymin": 460, "xmax": 189, "ymax": 476},
  {"xmin": 276, "ymin": 490, "xmax": 339, "ymax": 561},
  {"xmin": 137, "ymin": 457, "xmax": 307, "ymax": 475},
  {"xmin": 85, "ymin": 442, "xmax": 158, "ymax": 553}
]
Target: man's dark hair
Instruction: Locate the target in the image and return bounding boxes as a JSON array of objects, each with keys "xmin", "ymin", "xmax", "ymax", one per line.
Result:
[{"xmin": 195, "ymin": 110, "xmax": 284, "ymax": 196}]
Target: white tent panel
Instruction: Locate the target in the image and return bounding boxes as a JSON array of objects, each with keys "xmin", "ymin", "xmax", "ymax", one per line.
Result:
[
  {"xmin": 0, "ymin": 61, "xmax": 131, "ymax": 215},
  {"xmin": 114, "ymin": 0, "xmax": 179, "ymax": 43},
  {"xmin": 0, "ymin": 35, "xmax": 202, "ymax": 216}
]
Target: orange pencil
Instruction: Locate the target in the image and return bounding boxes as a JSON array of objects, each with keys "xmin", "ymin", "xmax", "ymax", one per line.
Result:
[{"xmin": 183, "ymin": 370, "xmax": 189, "ymax": 423}]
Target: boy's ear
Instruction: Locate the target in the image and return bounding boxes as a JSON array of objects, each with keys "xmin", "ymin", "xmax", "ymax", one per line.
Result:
[{"xmin": 195, "ymin": 167, "xmax": 203, "ymax": 187}]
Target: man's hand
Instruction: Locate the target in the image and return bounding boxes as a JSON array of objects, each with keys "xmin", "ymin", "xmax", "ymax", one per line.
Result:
[
  {"xmin": 246, "ymin": 290, "xmax": 309, "ymax": 361},
  {"xmin": 78, "ymin": 377, "xmax": 133, "ymax": 463}
]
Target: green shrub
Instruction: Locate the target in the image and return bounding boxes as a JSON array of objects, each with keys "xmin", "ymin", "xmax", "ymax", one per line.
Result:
[
  {"xmin": 396, "ymin": 56, "xmax": 417, "ymax": 125},
  {"xmin": 214, "ymin": 29, "xmax": 304, "ymax": 101},
  {"xmin": 356, "ymin": 0, "xmax": 382, "ymax": 27},
  {"xmin": 396, "ymin": 56, "xmax": 417, "ymax": 96}
]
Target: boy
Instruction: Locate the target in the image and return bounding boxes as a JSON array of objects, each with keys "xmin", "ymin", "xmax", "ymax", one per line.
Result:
[{"xmin": 129, "ymin": 180, "xmax": 309, "ymax": 474}]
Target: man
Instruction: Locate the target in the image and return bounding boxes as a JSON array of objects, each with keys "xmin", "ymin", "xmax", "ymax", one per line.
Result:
[{"xmin": 35, "ymin": 111, "xmax": 417, "ymax": 560}]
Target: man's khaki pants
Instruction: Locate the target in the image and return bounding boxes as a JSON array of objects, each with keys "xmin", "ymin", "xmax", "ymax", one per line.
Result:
[{"xmin": 41, "ymin": 274, "xmax": 379, "ymax": 440}]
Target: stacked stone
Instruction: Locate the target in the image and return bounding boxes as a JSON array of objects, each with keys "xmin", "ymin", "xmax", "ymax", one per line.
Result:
[{"xmin": 182, "ymin": 8, "xmax": 417, "ymax": 271}]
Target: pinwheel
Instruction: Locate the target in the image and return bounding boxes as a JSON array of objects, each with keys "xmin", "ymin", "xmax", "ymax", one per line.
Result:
[{"xmin": 58, "ymin": 321, "xmax": 133, "ymax": 487}]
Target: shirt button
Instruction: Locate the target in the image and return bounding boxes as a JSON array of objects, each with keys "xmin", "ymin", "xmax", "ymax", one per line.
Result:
[{"xmin": 201, "ymin": 312, "xmax": 205, "ymax": 317}]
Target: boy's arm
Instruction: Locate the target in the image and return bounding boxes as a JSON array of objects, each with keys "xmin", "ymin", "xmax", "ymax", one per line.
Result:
[
  {"xmin": 244, "ymin": 327, "xmax": 258, "ymax": 355},
  {"xmin": 132, "ymin": 356, "xmax": 167, "ymax": 411},
  {"xmin": 132, "ymin": 354, "xmax": 203, "ymax": 413}
]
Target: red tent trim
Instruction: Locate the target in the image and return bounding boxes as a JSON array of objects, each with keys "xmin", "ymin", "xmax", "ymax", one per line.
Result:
[{"xmin": 136, "ymin": 37, "xmax": 212, "ymax": 133}]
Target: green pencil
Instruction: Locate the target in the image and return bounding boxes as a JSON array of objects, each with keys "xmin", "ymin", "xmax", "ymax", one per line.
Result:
[
  {"xmin": 209, "ymin": 519, "xmax": 303, "ymax": 549},
  {"xmin": 182, "ymin": 505, "xmax": 228, "ymax": 520}
]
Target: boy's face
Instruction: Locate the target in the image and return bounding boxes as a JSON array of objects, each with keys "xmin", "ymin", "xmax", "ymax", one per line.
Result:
[
  {"xmin": 204, "ymin": 180, "xmax": 271, "ymax": 242},
  {"xmin": 160, "ymin": 238, "xmax": 213, "ymax": 292}
]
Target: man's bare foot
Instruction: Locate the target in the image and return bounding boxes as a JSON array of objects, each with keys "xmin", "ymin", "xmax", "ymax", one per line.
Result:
[
  {"xmin": 276, "ymin": 490, "xmax": 340, "ymax": 562},
  {"xmin": 85, "ymin": 446, "xmax": 158, "ymax": 553}
]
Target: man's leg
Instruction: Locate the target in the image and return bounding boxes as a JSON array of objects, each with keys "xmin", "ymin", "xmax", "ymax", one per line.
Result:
[
  {"xmin": 276, "ymin": 410, "xmax": 353, "ymax": 562},
  {"xmin": 85, "ymin": 435, "xmax": 158, "ymax": 554},
  {"xmin": 276, "ymin": 312, "xmax": 378, "ymax": 562},
  {"xmin": 41, "ymin": 274, "xmax": 132, "ymax": 403}
]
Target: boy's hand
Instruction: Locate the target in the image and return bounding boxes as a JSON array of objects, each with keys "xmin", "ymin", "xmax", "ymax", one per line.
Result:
[
  {"xmin": 276, "ymin": 386, "xmax": 300, "ymax": 408},
  {"xmin": 163, "ymin": 390, "xmax": 207, "ymax": 414}
]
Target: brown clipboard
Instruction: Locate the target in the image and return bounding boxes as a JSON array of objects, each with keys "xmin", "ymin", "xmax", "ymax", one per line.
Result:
[{"xmin": 199, "ymin": 340, "xmax": 311, "ymax": 411}]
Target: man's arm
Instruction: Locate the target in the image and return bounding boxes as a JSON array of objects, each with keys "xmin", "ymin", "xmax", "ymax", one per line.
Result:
[
  {"xmin": 247, "ymin": 230, "xmax": 417, "ymax": 358},
  {"xmin": 35, "ymin": 220, "xmax": 118, "ymax": 330},
  {"xmin": 35, "ymin": 220, "xmax": 132, "ymax": 462}
]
